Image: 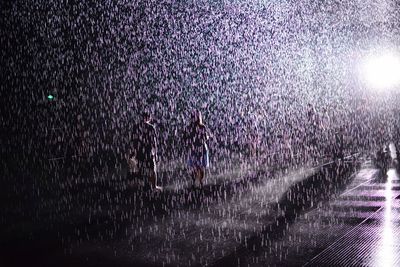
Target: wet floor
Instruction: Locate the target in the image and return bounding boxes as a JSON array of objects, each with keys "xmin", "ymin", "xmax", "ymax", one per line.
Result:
[{"xmin": 2, "ymin": 150, "xmax": 400, "ymax": 267}]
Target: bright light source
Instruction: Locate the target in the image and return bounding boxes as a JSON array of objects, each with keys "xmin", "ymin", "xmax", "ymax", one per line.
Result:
[
  {"xmin": 362, "ymin": 52, "xmax": 400, "ymax": 90},
  {"xmin": 47, "ymin": 94, "xmax": 54, "ymax": 100}
]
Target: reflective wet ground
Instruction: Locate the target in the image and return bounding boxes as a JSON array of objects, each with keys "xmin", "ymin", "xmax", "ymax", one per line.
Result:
[{"xmin": 1, "ymin": 151, "xmax": 400, "ymax": 266}]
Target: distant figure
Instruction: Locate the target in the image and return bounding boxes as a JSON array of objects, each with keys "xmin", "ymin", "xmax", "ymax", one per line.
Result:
[
  {"xmin": 375, "ymin": 144, "xmax": 390, "ymax": 178},
  {"xmin": 133, "ymin": 111, "xmax": 161, "ymax": 191},
  {"xmin": 184, "ymin": 110, "xmax": 210, "ymax": 188}
]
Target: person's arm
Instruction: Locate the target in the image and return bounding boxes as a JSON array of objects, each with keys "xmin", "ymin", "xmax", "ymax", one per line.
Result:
[{"xmin": 153, "ymin": 126, "xmax": 158, "ymax": 161}]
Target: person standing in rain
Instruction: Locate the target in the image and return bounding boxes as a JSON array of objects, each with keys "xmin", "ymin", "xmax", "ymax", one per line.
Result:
[
  {"xmin": 133, "ymin": 111, "xmax": 161, "ymax": 191},
  {"xmin": 184, "ymin": 110, "xmax": 210, "ymax": 188}
]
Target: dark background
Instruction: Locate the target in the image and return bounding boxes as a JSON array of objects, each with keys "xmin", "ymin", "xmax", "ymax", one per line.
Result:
[{"xmin": 1, "ymin": 0, "xmax": 399, "ymax": 185}]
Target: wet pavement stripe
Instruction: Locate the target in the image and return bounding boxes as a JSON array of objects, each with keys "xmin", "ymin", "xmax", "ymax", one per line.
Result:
[
  {"xmin": 338, "ymin": 195, "xmax": 386, "ymax": 201},
  {"xmin": 318, "ymin": 216, "xmax": 374, "ymax": 226},
  {"xmin": 304, "ymin": 211, "xmax": 400, "ymax": 266},
  {"xmin": 330, "ymin": 205, "xmax": 381, "ymax": 213},
  {"xmin": 303, "ymin": 179, "xmax": 400, "ymax": 266},
  {"xmin": 355, "ymin": 185, "xmax": 400, "ymax": 190},
  {"xmin": 303, "ymin": 208, "xmax": 383, "ymax": 266}
]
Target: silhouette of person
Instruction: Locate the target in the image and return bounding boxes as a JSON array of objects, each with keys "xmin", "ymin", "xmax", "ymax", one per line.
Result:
[
  {"xmin": 134, "ymin": 111, "xmax": 161, "ymax": 191},
  {"xmin": 184, "ymin": 110, "xmax": 210, "ymax": 188}
]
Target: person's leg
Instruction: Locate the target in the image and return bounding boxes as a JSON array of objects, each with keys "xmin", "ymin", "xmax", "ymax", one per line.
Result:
[
  {"xmin": 137, "ymin": 160, "xmax": 146, "ymax": 188},
  {"xmin": 148, "ymin": 171, "xmax": 156, "ymax": 188},
  {"xmin": 198, "ymin": 150, "xmax": 209, "ymax": 188},
  {"xmin": 191, "ymin": 168, "xmax": 197, "ymax": 187},
  {"xmin": 188, "ymin": 153, "xmax": 196, "ymax": 187},
  {"xmin": 190, "ymin": 166, "xmax": 205, "ymax": 188},
  {"xmin": 192, "ymin": 152, "xmax": 202, "ymax": 188},
  {"xmin": 190, "ymin": 168, "xmax": 195, "ymax": 187},
  {"xmin": 149, "ymin": 170, "xmax": 162, "ymax": 190},
  {"xmin": 199, "ymin": 167, "xmax": 205, "ymax": 187},
  {"xmin": 147, "ymin": 159, "xmax": 161, "ymax": 190},
  {"xmin": 250, "ymin": 141, "xmax": 257, "ymax": 158},
  {"xmin": 194, "ymin": 168, "xmax": 202, "ymax": 187}
]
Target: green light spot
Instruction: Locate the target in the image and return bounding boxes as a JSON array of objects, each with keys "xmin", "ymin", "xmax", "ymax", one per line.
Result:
[{"xmin": 47, "ymin": 94, "xmax": 54, "ymax": 100}]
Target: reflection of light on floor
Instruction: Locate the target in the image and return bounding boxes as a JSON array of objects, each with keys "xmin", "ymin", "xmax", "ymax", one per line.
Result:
[{"xmin": 375, "ymin": 169, "xmax": 395, "ymax": 266}]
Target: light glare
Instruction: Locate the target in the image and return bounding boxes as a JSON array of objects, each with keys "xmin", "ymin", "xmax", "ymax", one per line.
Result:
[{"xmin": 363, "ymin": 52, "xmax": 400, "ymax": 90}]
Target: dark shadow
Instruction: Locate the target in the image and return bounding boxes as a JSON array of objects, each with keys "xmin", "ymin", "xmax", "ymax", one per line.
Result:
[
  {"xmin": 1, "ymin": 155, "xmax": 358, "ymax": 267},
  {"xmin": 1, "ymin": 155, "xmax": 277, "ymax": 267},
  {"xmin": 213, "ymin": 160, "xmax": 358, "ymax": 267}
]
